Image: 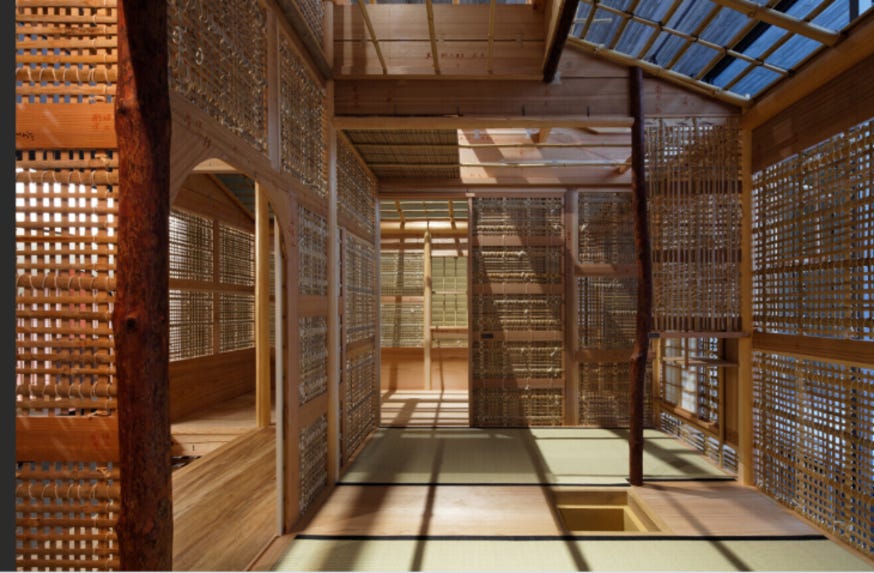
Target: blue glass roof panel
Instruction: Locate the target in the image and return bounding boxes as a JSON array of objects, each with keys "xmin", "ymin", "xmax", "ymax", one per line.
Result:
[
  {"xmin": 644, "ymin": 32, "xmax": 686, "ymax": 67},
  {"xmin": 766, "ymin": 33, "xmax": 821, "ymax": 70},
  {"xmin": 585, "ymin": 8, "xmax": 626, "ymax": 45},
  {"xmin": 730, "ymin": 66, "xmax": 782, "ymax": 97},
  {"xmin": 614, "ymin": 20, "xmax": 656, "ymax": 57},
  {"xmin": 664, "ymin": 0, "xmax": 718, "ymax": 35},
  {"xmin": 699, "ymin": 8, "xmax": 752, "ymax": 45},
  {"xmin": 673, "ymin": 42, "xmax": 721, "ymax": 77}
]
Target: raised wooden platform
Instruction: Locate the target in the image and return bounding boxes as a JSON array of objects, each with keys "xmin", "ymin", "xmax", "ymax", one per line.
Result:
[
  {"xmin": 171, "ymin": 392, "xmax": 274, "ymax": 457},
  {"xmin": 173, "ymin": 427, "xmax": 277, "ymax": 571}
]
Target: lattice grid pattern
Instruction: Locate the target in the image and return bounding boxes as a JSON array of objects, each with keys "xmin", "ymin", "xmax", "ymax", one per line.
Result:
[
  {"xmin": 218, "ymin": 223, "xmax": 254, "ymax": 287},
  {"xmin": 16, "ymin": 462, "xmax": 120, "ymax": 570},
  {"xmin": 579, "ymin": 192, "xmax": 634, "ymax": 264},
  {"xmin": 380, "ymin": 302, "xmax": 423, "ymax": 348},
  {"xmin": 753, "ymin": 352, "xmax": 873, "ymax": 555},
  {"xmin": 380, "ymin": 251, "xmax": 423, "ymax": 296},
  {"xmin": 16, "ymin": 2, "xmax": 118, "ymax": 104},
  {"xmin": 16, "ymin": 150, "xmax": 118, "ymax": 416},
  {"xmin": 295, "ymin": 0, "xmax": 325, "ymax": 45},
  {"xmin": 578, "ymin": 277, "xmax": 637, "ymax": 349},
  {"xmin": 473, "ymin": 387, "xmax": 564, "ymax": 427},
  {"xmin": 660, "ymin": 338, "xmax": 721, "ymax": 424},
  {"xmin": 579, "ymin": 361, "xmax": 652, "ymax": 428},
  {"xmin": 473, "ymin": 295, "xmax": 562, "ymax": 332},
  {"xmin": 169, "ymin": 209, "xmax": 212, "ymax": 282},
  {"xmin": 299, "ymin": 316, "xmax": 328, "ymax": 405},
  {"xmin": 472, "ymin": 197, "xmax": 564, "ymax": 237},
  {"xmin": 646, "ymin": 119, "xmax": 742, "ymax": 333},
  {"xmin": 472, "ymin": 341, "xmax": 563, "ymax": 381},
  {"xmin": 279, "ymin": 31, "xmax": 326, "ymax": 198},
  {"xmin": 473, "ymin": 247, "xmax": 562, "ymax": 285},
  {"xmin": 169, "ymin": 290, "xmax": 213, "ymax": 361},
  {"xmin": 168, "ymin": 0, "xmax": 268, "ymax": 152},
  {"xmin": 660, "ymin": 411, "xmax": 738, "ymax": 474},
  {"xmin": 298, "ymin": 207, "xmax": 328, "ymax": 296},
  {"xmin": 343, "ymin": 350, "xmax": 378, "ymax": 463},
  {"xmin": 218, "ymin": 293, "xmax": 254, "ymax": 352},
  {"xmin": 299, "ymin": 414, "xmax": 328, "ymax": 514},
  {"xmin": 343, "ymin": 234, "xmax": 377, "ymax": 346},
  {"xmin": 338, "ymin": 137, "xmax": 376, "ymax": 239},
  {"xmin": 753, "ymin": 118, "xmax": 874, "ymax": 339}
]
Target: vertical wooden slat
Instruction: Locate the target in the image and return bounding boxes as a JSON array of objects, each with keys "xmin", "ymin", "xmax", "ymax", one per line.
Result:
[
  {"xmin": 256, "ymin": 183, "xmax": 271, "ymax": 428},
  {"xmin": 424, "ymin": 230, "xmax": 433, "ymax": 390},
  {"xmin": 564, "ymin": 189, "xmax": 580, "ymax": 425},
  {"xmin": 273, "ymin": 226, "xmax": 285, "ymax": 534},
  {"xmin": 628, "ymin": 66, "xmax": 652, "ymax": 487},
  {"xmin": 738, "ymin": 127, "xmax": 755, "ymax": 484},
  {"xmin": 327, "ymin": 84, "xmax": 341, "ymax": 482},
  {"xmin": 114, "ymin": 1, "xmax": 172, "ymax": 569}
]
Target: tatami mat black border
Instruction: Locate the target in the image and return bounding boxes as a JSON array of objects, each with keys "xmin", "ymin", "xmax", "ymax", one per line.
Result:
[
  {"xmin": 336, "ymin": 476, "xmax": 736, "ymax": 487},
  {"xmin": 294, "ymin": 534, "xmax": 829, "ymax": 542}
]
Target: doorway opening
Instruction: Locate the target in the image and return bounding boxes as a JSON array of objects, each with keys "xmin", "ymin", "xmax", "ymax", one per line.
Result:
[{"xmin": 379, "ymin": 199, "xmax": 469, "ymax": 427}]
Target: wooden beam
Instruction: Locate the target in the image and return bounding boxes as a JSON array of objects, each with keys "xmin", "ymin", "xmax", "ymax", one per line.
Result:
[
  {"xmin": 487, "ymin": 0, "xmax": 496, "ymax": 74},
  {"xmin": 575, "ymin": 262, "xmax": 636, "ymax": 277},
  {"xmin": 16, "ymin": 103, "xmax": 116, "ymax": 149},
  {"xmin": 357, "ymin": 0, "xmax": 387, "ymax": 75},
  {"xmin": 114, "ymin": 1, "xmax": 172, "ymax": 569},
  {"xmin": 753, "ymin": 332, "xmax": 874, "ymax": 368},
  {"xmin": 425, "ymin": 0, "xmax": 441, "ymax": 75},
  {"xmin": 567, "ymin": 38, "xmax": 750, "ymax": 108},
  {"xmin": 335, "ymin": 115, "xmax": 633, "ymax": 130},
  {"xmin": 256, "ymin": 184, "xmax": 271, "ymax": 429},
  {"xmin": 423, "ymin": 231, "xmax": 433, "ymax": 390},
  {"xmin": 628, "ymin": 66, "xmax": 651, "ymax": 488},
  {"xmin": 369, "ymin": 160, "xmax": 626, "ymax": 169},
  {"xmin": 16, "ymin": 416, "xmax": 119, "ymax": 462},
  {"xmin": 532, "ymin": 128, "xmax": 552, "ymax": 143},
  {"xmin": 543, "ymin": 0, "xmax": 580, "ymax": 83},
  {"xmin": 565, "ymin": 189, "xmax": 580, "ymax": 425},
  {"xmin": 708, "ymin": 0, "xmax": 839, "ymax": 46},
  {"xmin": 327, "ymin": 117, "xmax": 341, "ymax": 484},
  {"xmin": 743, "ymin": 11, "xmax": 874, "ymax": 130},
  {"xmin": 738, "ymin": 127, "xmax": 754, "ymax": 485}
]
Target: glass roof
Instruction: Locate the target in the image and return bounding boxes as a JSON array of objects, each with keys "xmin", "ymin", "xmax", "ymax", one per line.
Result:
[{"xmin": 569, "ymin": 0, "xmax": 873, "ymax": 99}]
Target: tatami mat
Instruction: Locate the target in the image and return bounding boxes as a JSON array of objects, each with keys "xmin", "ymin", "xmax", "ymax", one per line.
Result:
[
  {"xmin": 272, "ymin": 537, "xmax": 873, "ymax": 572},
  {"xmin": 340, "ymin": 428, "xmax": 731, "ymax": 485}
]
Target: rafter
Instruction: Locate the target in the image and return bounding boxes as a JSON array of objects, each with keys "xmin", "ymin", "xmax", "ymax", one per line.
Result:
[
  {"xmin": 335, "ymin": 114, "xmax": 634, "ymax": 130},
  {"xmin": 487, "ymin": 0, "xmax": 496, "ymax": 74},
  {"xmin": 425, "ymin": 0, "xmax": 441, "ymax": 75},
  {"xmin": 357, "ymin": 0, "xmax": 387, "ymax": 75},
  {"xmin": 708, "ymin": 0, "xmax": 839, "ymax": 46},
  {"xmin": 542, "ymin": 0, "xmax": 580, "ymax": 82}
]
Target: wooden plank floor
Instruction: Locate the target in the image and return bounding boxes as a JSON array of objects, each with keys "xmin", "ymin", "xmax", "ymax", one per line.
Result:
[
  {"xmin": 172, "ymin": 392, "xmax": 274, "ymax": 457},
  {"xmin": 380, "ymin": 390, "xmax": 469, "ymax": 427},
  {"xmin": 173, "ymin": 427, "xmax": 277, "ymax": 571}
]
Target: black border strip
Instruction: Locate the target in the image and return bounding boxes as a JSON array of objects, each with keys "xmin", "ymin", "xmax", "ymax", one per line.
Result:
[
  {"xmin": 295, "ymin": 534, "xmax": 829, "ymax": 542},
  {"xmin": 336, "ymin": 476, "xmax": 736, "ymax": 487}
]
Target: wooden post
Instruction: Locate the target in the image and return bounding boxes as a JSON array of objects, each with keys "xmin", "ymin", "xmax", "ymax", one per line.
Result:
[
  {"xmin": 273, "ymin": 227, "xmax": 285, "ymax": 533},
  {"xmin": 114, "ymin": 1, "xmax": 172, "ymax": 569},
  {"xmin": 628, "ymin": 66, "xmax": 652, "ymax": 487},
  {"xmin": 564, "ymin": 189, "xmax": 580, "ymax": 425},
  {"xmin": 738, "ymin": 127, "xmax": 755, "ymax": 484},
  {"xmin": 256, "ymin": 183, "xmax": 271, "ymax": 428},
  {"xmin": 327, "ymin": 98, "xmax": 341, "ymax": 482},
  {"xmin": 542, "ymin": 0, "xmax": 581, "ymax": 83},
  {"xmin": 424, "ymin": 230, "xmax": 433, "ymax": 391}
]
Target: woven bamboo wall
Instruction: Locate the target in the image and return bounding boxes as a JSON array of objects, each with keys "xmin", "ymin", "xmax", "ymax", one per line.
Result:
[
  {"xmin": 168, "ymin": 0, "xmax": 268, "ymax": 154},
  {"xmin": 380, "ymin": 249, "xmax": 423, "ymax": 348},
  {"xmin": 432, "ymin": 256, "xmax": 468, "ymax": 349},
  {"xmin": 752, "ymin": 117, "xmax": 874, "ymax": 557},
  {"xmin": 646, "ymin": 119, "xmax": 742, "ymax": 334},
  {"xmin": 471, "ymin": 197, "xmax": 565, "ymax": 427},
  {"xmin": 298, "ymin": 414, "xmax": 328, "ymax": 514},
  {"xmin": 338, "ymin": 136, "xmax": 376, "ymax": 240},
  {"xmin": 16, "ymin": 1, "xmax": 121, "ymax": 568},
  {"xmin": 298, "ymin": 207, "xmax": 328, "ymax": 296},
  {"xmin": 279, "ymin": 29, "xmax": 327, "ymax": 198}
]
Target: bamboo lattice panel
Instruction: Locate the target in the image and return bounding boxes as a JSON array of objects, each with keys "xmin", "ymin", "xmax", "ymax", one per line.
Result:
[
  {"xmin": 660, "ymin": 411, "xmax": 738, "ymax": 473},
  {"xmin": 473, "ymin": 247, "xmax": 562, "ymax": 285},
  {"xmin": 753, "ymin": 118, "xmax": 874, "ymax": 339},
  {"xmin": 338, "ymin": 137, "xmax": 376, "ymax": 240},
  {"xmin": 16, "ymin": 1, "xmax": 118, "ymax": 103},
  {"xmin": 472, "ymin": 197, "xmax": 564, "ymax": 237},
  {"xmin": 660, "ymin": 338, "xmax": 721, "ymax": 424},
  {"xmin": 169, "ymin": 290, "xmax": 213, "ymax": 361},
  {"xmin": 343, "ymin": 234, "xmax": 377, "ymax": 347},
  {"xmin": 753, "ymin": 352, "xmax": 873, "ymax": 555},
  {"xmin": 578, "ymin": 192, "xmax": 634, "ymax": 264},
  {"xmin": 473, "ymin": 295, "xmax": 562, "ymax": 332},
  {"xmin": 169, "ymin": 209, "xmax": 213, "ymax": 282},
  {"xmin": 473, "ymin": 388, "xmax": 564, "ymax": 427},
  {"xmin": 579, "ymin": 362, "xmax": 652, "ymax": 428},
  {"xmin": 472, "ymin": 341, "xmax": 564, "ymax": 381},
  {"xmin": 299, "ymin": 414, "xmax": 328, "ymax": 515},
  {"xmin": 293, "ymin": 0, "xmax": 325, "ymax": 47},
  {"xmin": 16, "ymin": 150, "xmax": 118, "ymax": 416},
  {"xmin": 380, "ymin": 251, "xmax": 423, "ymax": 296},
  {"xmin": 298, "ymin": 206, "xmax": 328, "ymax": 296},
  {"xmin": 279, "ymin": 29, "xmax": 327, "ymax": 198},
  {"xmin": 646, "ymin": 119, "xmax": 742, "ymax": 333},
  {"xmin": 577, "ymin": 278, "xmax": 636, "ymax": 349},
  {"xmin": 17, "ymin": 462, "xmax": 120, "ymax": 570},
  {"xmin": 380, "ymin": 302, "xmax": 423, "ymax": 348},
  {"xmin": 218, "ymin": 293, "xmax": 254, "ymax": 352},
  {"xmin": 342, "ymin": 349, "xmax": 377, "ymax": 464},
  {"xmin": 218, "ymin": 223, "xmax": 254, "ymax": 287},
  {"xmin": 168, "ymin": 0, "xmax": 268, "ymax": 153},
  {"xmin": 299, "ymin": 316, "xmax": 328, "ymax": 405},
  {"xmin": 432, "ymin": 256, "xmax": 468, "ymax": 347}
]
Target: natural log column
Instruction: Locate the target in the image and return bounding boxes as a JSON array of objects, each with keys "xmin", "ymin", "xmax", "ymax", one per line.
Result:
[
  {"xmin": 628, "ymin": 66, "xmax": 652, "ymax": 487},
  {"xmin": 114, "ymin": 1, "xmax": 173, "ymax": 569}
]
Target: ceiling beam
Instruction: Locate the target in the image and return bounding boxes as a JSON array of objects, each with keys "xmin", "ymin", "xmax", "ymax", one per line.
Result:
[
  {"xmin": 487, "ymin": 0, "xmax": 497, "ymax": 74},
  {"xmin": 542, "ymin": 0, "xmax": 580, "ymax": 83},
  {"xmin": 708, "ymin": 0, "xmax": 839, "ymax": 46},
  {"xmin": 567, "ymin": 38, "xmax": 750, "ymax": 108},
  {"xmin": 369, "ymin": 160, "xmax": 628, "ymax": 169},
  {"xmin": 425, "ymin": 0, "xmax": 441, "ymax": 75},
  {"xmin": 352, "ymin": 141, "xmax": 629, "ymax": 150},
  {"xmin": 357, "ymin": 0, "xmax": 387, "ymax": 75},
  {"xmin": 335, "ymin": 114, "xmax": 634, "ymax": 130}
]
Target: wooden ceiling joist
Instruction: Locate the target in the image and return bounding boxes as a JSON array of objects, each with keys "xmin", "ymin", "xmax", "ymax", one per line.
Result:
[
  {"xmin": 542, "ymin": 0, "xmax": 580, "ymax": 82},
  {"xmin": 567, "ymin": 38, "xmax": 750, "ymax": 108},
  {"xmin": 487, "ymin": 0, "xmax": 496, "ymax": 74},
  {"xmin": 335, "ymin": 115, "xmax": 634, "ymax": 130},
  {"xmin": 425, "ymin": 0, "xmax": 441, "ymax": 74},
  {"xmin": 357, "ymin": 0, "xmax": 388, "ymax": 74}
]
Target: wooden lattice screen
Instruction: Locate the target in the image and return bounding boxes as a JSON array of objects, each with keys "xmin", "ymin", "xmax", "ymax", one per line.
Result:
[
  {"xmin": 753, "ymin": 117, "xmax": 874, "ymax": 556},
  {"xmin": 470, "ymin": 197, "xmax": 565, "ymax": 427},
  {"xmin": 16, "ymin": 0, "xmax": 121, "ymax": 568}
]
